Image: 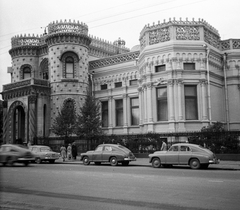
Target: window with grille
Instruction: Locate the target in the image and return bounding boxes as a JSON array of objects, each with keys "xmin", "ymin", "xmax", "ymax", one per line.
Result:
[
  {"xmin": 130, "ymin": 79, "xmax": 138, "ymax": 86},
  {"xmin": 155, "ymin": 64, "xmax": 166, "ymax": 72},
  {"xmin": 101, "ymin": 84, "xmax": 108, "ymax": 90},
  {"xmin": 65, "ymin": 56, "xmax": 74, "ymax": 78},
  {"xmin": 115, "ymin": 82, "xmax": 122, "ymax": 88}
]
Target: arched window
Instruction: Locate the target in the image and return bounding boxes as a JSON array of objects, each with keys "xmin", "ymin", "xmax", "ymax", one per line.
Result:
[
  {"xmin": 40, "ymin": 58, "xmax": 49, "ymax": 80},
  {"xmin": 65, "ymin": 56, "xmax": 74, "ymax": 78},
  {"xmin": 23, "ymin": 67, "xmax": 31, "ymax": 79},
  {"xmin": 60, "ymin": 52, "xmax": 79, "ymax": 79}
]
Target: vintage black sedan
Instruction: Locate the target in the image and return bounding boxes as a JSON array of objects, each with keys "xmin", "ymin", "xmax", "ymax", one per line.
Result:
[
  {"xmin": 149, "ymin": 143, "xmax": 219, "ymax": 169},
  {"xmin": 80, "ymin": 144, "xmax": 136, "ymax": 166},
  {"xmin": 0, "ymin": 144, "xmax": 35, "ymax": 166}
]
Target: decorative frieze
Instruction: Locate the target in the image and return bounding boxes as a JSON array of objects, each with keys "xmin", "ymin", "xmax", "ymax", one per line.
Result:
[
  {"xmin": 149, "ymin": 27, "xmax": 170, "ymax": 45},
  {"xmin": 176, "ymin": 26, "xmax": 200, "ymax": 40}
]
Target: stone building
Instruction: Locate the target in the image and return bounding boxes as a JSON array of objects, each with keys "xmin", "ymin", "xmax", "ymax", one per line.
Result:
[{"xmin": 1, "ymin": 18, "xmax": 240, "ymax": 144}]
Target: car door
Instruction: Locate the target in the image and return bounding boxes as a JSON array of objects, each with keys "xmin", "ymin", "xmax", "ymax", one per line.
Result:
[
  {"xmin": 178, "ymin": 145, "xmax": 191, "ymax": 165},
  {"xmin": 165, "ymin": 145, "xmax": 179, "ymax": 164},
  {"xmin": 102, "ymin": 146, "xmax": 113, "ymax": 162},
  {"xmin": 92, "ymin": 145, "xmax": 103, "ymax": 161}
]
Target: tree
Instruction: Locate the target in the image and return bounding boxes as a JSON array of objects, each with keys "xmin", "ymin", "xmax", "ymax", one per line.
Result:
[
  {"xmin": 201, "ymin": 122, "xmax": 225, "ymax": 132},
  {"xmin": 51, "ymin": 100, "xmax": 77, "ymax": 139},
  {"xmin": 76, "ymin": 89, "xmax": 103, "ymax": 140}
]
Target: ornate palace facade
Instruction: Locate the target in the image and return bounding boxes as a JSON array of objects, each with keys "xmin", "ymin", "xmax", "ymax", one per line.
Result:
[{"xmin": 1, "ymin": 18, "xmax": 240, "ymax": 144}]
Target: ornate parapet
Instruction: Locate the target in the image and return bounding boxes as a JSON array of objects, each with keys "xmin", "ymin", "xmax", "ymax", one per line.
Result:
[
  {"xmin": 221, "ymin": 39, "xmax": 240, "ymax": 50},
  {"xmin": 89, "ymin": 35, "xmax": 130, "ymax": 58},
  {"xmin": 139, "ymin": 18, "xmax": 220, "ymax": 50},
  {"xmin": 3, "ymin": 78, "xmax": 49, "ymax": 91},
  {"xmin": 89, "ymin": 51, "xmax": 140, "ymax": 70},
  {"xmin": 48, "ymin": 19, "xmax": 88, "ymax": 35}
]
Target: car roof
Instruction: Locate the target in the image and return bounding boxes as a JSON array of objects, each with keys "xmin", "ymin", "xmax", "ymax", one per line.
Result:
[
  {"xmin": 171, "ymin": 143, "xmax": 201, "ymax": 147},
  {"xmin": 30, "ymin": 145, "xmax": 50, "ymax": 147}
]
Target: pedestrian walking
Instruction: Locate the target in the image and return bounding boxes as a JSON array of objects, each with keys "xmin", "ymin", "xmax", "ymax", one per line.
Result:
[
  {"xmin": 72, "ymin": 142, "xmax": 77, "ymax": 160},
  {"xmin": 161, "ymin": 140, "xmax": 167, "ymax": 151},
  {"xmin": 60, "ymin": 145, "xmax": 66, "ymax": 162},
  {"xmin": 67, "ymin": 143, "xmax": 72, "ymax": 160}
]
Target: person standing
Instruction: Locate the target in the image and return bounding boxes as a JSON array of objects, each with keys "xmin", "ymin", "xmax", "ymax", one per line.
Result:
[
  {"xmin": 71, "ymin": 142, "xmax": 77, "ymax": 160},
  {"xmin": 161, "ymin": 140, "xmax": 167, "ymax": 151},
  {"xmin": 67, "ymin": 143, "xmax": 72, "ymax": 160},
  {"xmin": 60, "ymin": 145, "xmax": 66, "ymax": 162}
]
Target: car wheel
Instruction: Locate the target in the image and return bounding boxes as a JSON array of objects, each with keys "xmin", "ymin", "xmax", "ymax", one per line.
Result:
[
  {"xmin": 35, "ymin": 158, "xmax": 41, "ymax": 164},
  {"xmin": 7, "ymin": 157, "xmax": 14, "ymax": 166},
  {"xmin": 83, "ymin": 156, "xmax": 90, "ymax": 165},
  {"xmin": 95, "ymin": 162, "xmax": 101, "ymax": 165},
  {"xmin": 24, "ymin": 162, "xmax": 29, "ymax": 166},
  {"xmin": 49, "ymin": 160, "xmax": 55, "ymax": 164},
  {"xmin": 122, "ymin": 161, "xmax": 129, "ymax": 166},
  {"xmin": 110, "ymin": 157, "xmax": 118, "ymax": 166},
  {"xmin": 190, "ymin": 158, "xmax": 200, "ymax": 169},
  {"xmin": 152, "ymin": 158, "xmax": 161, "ymax": 168}
]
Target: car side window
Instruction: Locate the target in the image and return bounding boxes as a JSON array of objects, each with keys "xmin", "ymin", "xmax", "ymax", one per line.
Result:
[
  {"xmin": 32, "ymin": 147, "xmax": 38, "ymax": 152},
  {"xmin": 180, "ymin": 146, "xmax": 190, "ymax": 152},
  {"xmin": 104, "ymin": 146, "xmax": 112, "ymax": 151},
  {"xmin": 169, "ymin": 146, "xmax": 179, "ymax": 152},
  {"xmin": 95, "ymin": 146, "xmax": 103, "ymax": 152}
]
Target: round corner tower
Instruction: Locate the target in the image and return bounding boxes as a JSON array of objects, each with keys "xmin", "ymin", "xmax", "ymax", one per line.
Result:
[{"xmin": 45, "ymin": 20, "xmax": 92, "ymax": 131}]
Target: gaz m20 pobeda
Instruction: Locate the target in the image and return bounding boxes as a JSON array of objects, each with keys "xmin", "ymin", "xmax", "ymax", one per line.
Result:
[
  {"xmin": 80, "ymin": 144, "xmax": 136, "ymax": 166},
  {"xmin": 149, "ymin": 143, "xmax": 220, "ymax": 169}
]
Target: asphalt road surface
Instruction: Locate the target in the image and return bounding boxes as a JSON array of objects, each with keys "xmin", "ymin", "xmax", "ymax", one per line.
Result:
[{"xmin": 1, "ymin": 162, "xmax": 240, "ymax": 210}]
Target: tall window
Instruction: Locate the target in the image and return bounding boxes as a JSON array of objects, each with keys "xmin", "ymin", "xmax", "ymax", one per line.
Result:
[
  {"xmin": 155, "ymin": 64, "xmax": 166, "ymax": 72},
  {"xmin": 185, "ymin": 86, "xmax": 198, "ymax": 120},
  {"xmin": 101, "ymin": 101, "xmax": 108, "ymax": 127},
  {"xmin": 115, "ymin": 99, "xmax": 123, "ymax": 126},
  {"xmin": 65, "ymin": 56, "xmax": 74, "ymax": 78},
  {"xmin": 157, "ymin": 87, "xmax": 168, "ymax": 121},
  {"xmin": 101, "ymin": 84, "xmax": 108, "ymax": 90},
  {"xmin": 130, "ymin": 98, "xmax": 139, "ymax": 125},
  {"xmin": 23, "ymin": 67, "xmax": 31, "ymax": 79},
  {"xmin": 184, "ymin": 63, "xmax": 195, "ymax": 70}
]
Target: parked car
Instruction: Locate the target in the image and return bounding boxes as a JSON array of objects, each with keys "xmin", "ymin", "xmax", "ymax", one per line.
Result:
[
  {"xmin": 0, "ymin": 144, "xmax": 35, "ymax": 166},
  {"xmin": 149, "ymin": 143, "xmax": 220, "ymax": 169},
  {"xmin": 29, "ymin": 145, "xmax": 60, "ymax": 164},
  {"xmin": 80, "ymin": 144, "xmax": 136, "ymax": 166}
]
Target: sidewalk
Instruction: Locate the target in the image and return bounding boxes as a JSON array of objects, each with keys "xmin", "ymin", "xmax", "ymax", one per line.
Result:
[{"xmin": 56, "ymin": 157, "xmax": 240, "ymax": 170}]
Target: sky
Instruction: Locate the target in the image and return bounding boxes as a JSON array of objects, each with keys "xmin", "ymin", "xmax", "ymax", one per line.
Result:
[{"xmin": 1, "ymin": 0, "xmax": 240, "ymax": 99}]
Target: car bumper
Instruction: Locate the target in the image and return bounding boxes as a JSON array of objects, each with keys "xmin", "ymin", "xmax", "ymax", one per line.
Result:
[
  {"xmin": 18, "ymin": 157, "xmax": 35, "ymax": 161},
  {"xmin": 209, "ymin": 159, "xmax": 220, "ymax": 164},
  {"xmin": 124, "ymin": 157, "xmax": 136, "ymax": 161}
]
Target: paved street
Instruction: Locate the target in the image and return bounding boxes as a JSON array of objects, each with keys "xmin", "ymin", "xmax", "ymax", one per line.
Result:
[{"xmin": 1, "ymin": 159, "xmax": 240, "ymax": 210}]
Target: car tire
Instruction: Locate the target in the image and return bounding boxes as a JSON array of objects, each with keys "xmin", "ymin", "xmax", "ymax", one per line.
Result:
[
  {"xmin": 35, "ymin": 158, "xmax": 41, "ymax": 164},
  {"xmin": 24, "ymin": 162, "xmax": 29, "ymax": 166},
  {"xmin": 152, "ymin": 158, "xmax": 161, "ymax": 168},
  {"xmin": 7, "ymin": 157, "xmax": 14, "ymax": 166},
  {"xmin": 83, "ymin": 156, "xmax": 90, "ymax": 165},
  {"xmin": 110, "ymin": 157, "xmax": 118, "ymax": 166},
  {"xmin": 190, "ymin": 158, "xmax": 200, "ymax": 169},
  {"xmin": 122, "ymin": 161, "xmax": 129, "ymax": 166}
]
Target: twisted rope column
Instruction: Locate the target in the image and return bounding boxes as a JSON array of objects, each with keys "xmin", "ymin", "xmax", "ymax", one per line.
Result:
[
  {"xmin": 28, "ymin": 95, "xmax": 37, "ymax": 144},
  {"xmin": 2, "ymin": 101, "xmax": 8, "ymax": 144}
]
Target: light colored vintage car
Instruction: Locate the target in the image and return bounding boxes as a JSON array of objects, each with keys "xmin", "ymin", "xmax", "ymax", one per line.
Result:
[
  {"xmin": 0, "ymin": 144, "xmax": 35, "ymax": 166},
  {"xmin": 149, "ymin": 143, "xmax": 220, "ymax": 169},
  {"xmin": 29, "ymin": 145, "xmax": 60, "ymax": 164},
  {"xmin": 80, "ymin": 144, "xmax": 136, "ymax": 166}
]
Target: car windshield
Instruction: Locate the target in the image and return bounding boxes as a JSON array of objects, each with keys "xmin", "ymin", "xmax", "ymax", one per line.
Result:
[{"xmin": 40, "ymin": 147, "xmax": 51, "ymax": 152}]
